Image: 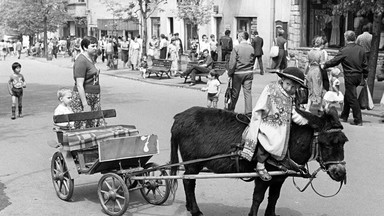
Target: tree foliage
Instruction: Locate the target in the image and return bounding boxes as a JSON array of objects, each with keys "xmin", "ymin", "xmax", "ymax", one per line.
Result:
[
  {"xmin": 176, "ymin": 0, "xmax": 213, "ymax": 26},
  {"xmin": 331, "ymin": 0, "xmax": 384, "ymax": 15},
  {"xmin": 0, "ymin": 0, "xmax": 70, "ymax": 37}
]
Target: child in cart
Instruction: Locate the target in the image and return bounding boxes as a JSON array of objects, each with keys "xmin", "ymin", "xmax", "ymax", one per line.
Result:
[
  {"xmin": 54, "ymin": 88, "xmax": 74, "ymax": 129},
  {"xmin": 201, "ymin": 70, "xmax": 221, "ymax": 108},
  {"xmin": 8, "ymin": 62, "xmax": 26, "ymax": 120},
  {"xmin": 241, "ymin": 67, "xmax": 309, "ymax": 181}
]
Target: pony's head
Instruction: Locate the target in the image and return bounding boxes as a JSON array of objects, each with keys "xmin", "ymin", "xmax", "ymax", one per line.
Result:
[{"xmin": 297, "ymin": 107, "xmax": 348, "ymax": 182}]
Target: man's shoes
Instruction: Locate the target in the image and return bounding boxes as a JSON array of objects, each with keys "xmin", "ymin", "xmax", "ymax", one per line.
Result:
[
  {"xmin": 189, "ymin": 83, "xmax": 196, "ymax": 86},
  {"xmin": 260, "ymin": 71, "xmax": 264, "ymax": 75},
  {"xmin": 339, "ymin": 115, "xmax": 348, "ymax": 122},
  {"xmin": 350, "ymin": 121, "xmax": 363, "ymax": 126}
]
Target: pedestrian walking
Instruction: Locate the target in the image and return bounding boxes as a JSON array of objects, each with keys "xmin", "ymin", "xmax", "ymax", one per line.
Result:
[
  {"xmin": 227, "ymin": 31, "xmax": 255, "ymax": 114},
  {"xmin": 70, "ymin": 36, "xmax": 102, "ymax": 129},
  {"xmin": 8, "ymin": 62, "xmax": 26, "ymax": 119},
  {"xmin": 305, "ymin": 36, "xmax": 327, "ymax": 114},
  {"xmin": 174, "ymin": 33, "xmax": 183, "ymax": 71},
  {"xmin": 356, "ymin": 25, "xmax": 372, "ymax": 64},
  {"xmin": 105, "ymin": 38, "xmax": 114, "ymax": 69},
  {"xmin": 210, "ymin": 34, "xmax": 218, "ymax": 61},
  {"xmin": 271, "ymin": 29, "xmax": 287, "ymax": 72},
  {"xmin": 15, "ymin": 39, "xmax": 22, "ymax": 59},
  {"xmin": 322, "ymin": 30, "xmax": 368, "ymax": 126},
  {"xmin": 200, "ymin": 34, "xmax": 210, "ymax": 55},
  {"xmin": 120, "ymin": 36, "xmax": 130, "ymax": 68},
  {"xmin": 167, "ymin": 38, "xmax": 179, "ymax": 76},
  {"xmin": 159, "ymin": 34, "xmax": 168, "ymax": 59},
  {"xmin": 219, "ymin": 30, "xmax": 233, "ymax": 62},
  {"xmin": 139, "ymin": 55, "xmax": 148, "ymax": 79},
  {"xmin": 129, "ymin": 37, "xmax": 140, "ymax": 70},
  {"xmin": 189, "ymin": 36, "xmax": 200, "ymax": 61},
  {"xmin": 251, "ymin": 31, "xmax": 264, "ymax": 75},
  {"xmin": 0, "ymin": 39, "xmax": 7, "ymax": 60},
  {"xmin": 201, "ymin": 71, "xmax": 221, "ymax": 108}
]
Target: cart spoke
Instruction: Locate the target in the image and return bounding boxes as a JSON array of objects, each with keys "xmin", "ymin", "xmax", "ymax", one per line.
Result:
[
  {"xmin": 115, "ymin": 185, "xmax": 122, "ymax": 193},
  {"xmin": 100, "ymin": 190, "xmax": 108, "ymax": 195},
  {"xmin": 63, "ymin": 180, "xmax": 69, "ymax": 194},
  {"xmin": 103, "ymin": 197, "xmax": 110, "ymax": 205},
  {"xmin": 115, "ymin": 194, "xmax": 125, "ymax": 200},
  {"xmin": 59, "ymin": 180, "xmax": 63, "ymax": 192},
  {"xmin": 104, "ymin": 181, "xmax": 112, "ymax": 190},
  {"xmin": 145, "ymin": 188, "xmax": 151, "ymax": 196},
  {"xmin": 116, "ymin": 199, "xmax": 122, "ymax": 210},
  {"xmin": 156, "ymin": 188, "xmax": 165, "ymax": 197}
]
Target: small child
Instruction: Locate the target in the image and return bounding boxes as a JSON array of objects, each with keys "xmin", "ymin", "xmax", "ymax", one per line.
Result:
[
  {"xmin": 8, "ymin": 62, "xmax": 26, "ymax": 119},
  {"xmin": 242, "ymin": 67, "xmax": 308, "ymax": 181},
  {"xmin": 323, "ymin": 67, "xmax": 344, "ymax": 112},
  {"xmin": 139, "ymin": 55, "xmax": 148, "ymax": 78},
  {"xmin": 54, "ymin": 88, "xmax": 74, "ymax": 129},
  {"xmin": 287, "ymin": 53, "xmax": 299, "ymax": 68},
  {"xmin": 201, "ymin": 70, "xmax": 221, "ymax": 108}
]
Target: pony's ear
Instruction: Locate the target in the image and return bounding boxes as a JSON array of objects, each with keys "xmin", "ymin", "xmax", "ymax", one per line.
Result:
[{"xmin": 295, "ymin": 108, "xmax": 322, "ymax": 129}]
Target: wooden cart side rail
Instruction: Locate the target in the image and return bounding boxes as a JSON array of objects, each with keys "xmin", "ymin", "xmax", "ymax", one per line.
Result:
[{"xmin": 53, "ymin": 109, "xmax": 116, "ymax": 123}]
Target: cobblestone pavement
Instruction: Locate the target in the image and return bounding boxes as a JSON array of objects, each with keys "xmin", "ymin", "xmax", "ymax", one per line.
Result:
[{"xmin": 31, "ymin": 54, "xmax": 384, "ymax": 118}]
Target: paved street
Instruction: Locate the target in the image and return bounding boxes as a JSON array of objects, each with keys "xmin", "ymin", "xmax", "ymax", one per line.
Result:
[{"xmin": 0, "ymin": 55, "xmax": 384, "ymax": 216}]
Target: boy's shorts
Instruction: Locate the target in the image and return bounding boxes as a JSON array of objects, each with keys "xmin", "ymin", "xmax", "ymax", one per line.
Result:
[
  {"xmin": 12, "ymin": 87, "xmax": 23, "ymax": 98},
  {"xmin": 207, "ymin": 93, "xmax": 218, "ymax": 102}
]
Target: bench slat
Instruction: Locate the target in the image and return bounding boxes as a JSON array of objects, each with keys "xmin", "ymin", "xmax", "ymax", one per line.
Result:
[{"xmin": 54, "ymin": 109, "xmax": 116, "ymax": 123}]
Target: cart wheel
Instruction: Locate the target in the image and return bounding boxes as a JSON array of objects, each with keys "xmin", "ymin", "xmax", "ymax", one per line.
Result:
[
  {"xmin": 140, "ymin": 162, "xmax": 171, "ymax": 205},
  {"xmin": 51, "ymin": 152, "xmax": 74, "ymax": 201},
  {"xmin": 97, "ymin": 173, "xmax": 129, "ymax": 216}
]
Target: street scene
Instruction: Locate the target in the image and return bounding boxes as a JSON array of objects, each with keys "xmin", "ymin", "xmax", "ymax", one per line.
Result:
[{"xmin": 1, "ymin": 0, "xmax": 384, "ymax": 216}]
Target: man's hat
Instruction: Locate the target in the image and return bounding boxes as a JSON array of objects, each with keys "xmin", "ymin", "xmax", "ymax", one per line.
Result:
[{"xmin": 272, "ymin": 67, "xmax": 306, "ymax": 88}]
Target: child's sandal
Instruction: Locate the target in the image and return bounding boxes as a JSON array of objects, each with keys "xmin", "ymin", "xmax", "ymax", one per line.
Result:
[{"xmin": 255, "ymin": 168, "xmax": 272, "ymax": 181}]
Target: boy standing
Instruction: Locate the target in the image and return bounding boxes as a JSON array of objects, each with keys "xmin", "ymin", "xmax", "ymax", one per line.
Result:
[{"xmin": 8, "ymin": 62, "xmax": 26, "ymax": 119}]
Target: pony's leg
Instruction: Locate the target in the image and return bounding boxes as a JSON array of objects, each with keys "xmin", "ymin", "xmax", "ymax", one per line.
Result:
[
  {"xmin": 183, "ymin": 165, "xmax": 204, "ymax": 216},
  {"xmin": 264, "ymin": 178, "xmax": 286, "ymax": 216},
  {"xmin": 248, "ymin": 179, "xmax": 269, "ymax": 216}
]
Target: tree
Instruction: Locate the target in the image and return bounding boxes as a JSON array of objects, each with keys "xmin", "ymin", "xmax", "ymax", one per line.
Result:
[
  {"xmin": 0, "ymin": 0, "xmax": 70, "ymax": 56},
  {"xmin": 103, "ymin": 0, "xmax": 167, "ymax": 55},
  {"xmin": 332, "ymin": 0, "xmax": 384, "ymax": 97},
  {"xmin": 176, "ymin": 0, "xmax": 213, "ymax": 38}
]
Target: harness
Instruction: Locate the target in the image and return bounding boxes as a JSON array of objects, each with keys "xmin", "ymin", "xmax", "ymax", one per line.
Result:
[{"xmin": 293, "ymin": 128, "xmax": 347, "ymax": 198}]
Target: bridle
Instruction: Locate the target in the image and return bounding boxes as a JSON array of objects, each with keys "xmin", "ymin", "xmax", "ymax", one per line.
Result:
[
  {"xmin": 293, "ymin": 128, "xmax": 347, "ymax": 198},
  {"xmin": 311, "ymin": 128, "xmax": 346, "ymax": 170}
]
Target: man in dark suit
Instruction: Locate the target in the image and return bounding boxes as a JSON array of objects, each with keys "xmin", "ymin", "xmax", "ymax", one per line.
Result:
[
  {"xmin": 322, "ymin": 30, "xmax": 368, "ymax": 126},
  {"xmin": 251, "ymin": 31, "xmax": 264, "ymax": 75}
]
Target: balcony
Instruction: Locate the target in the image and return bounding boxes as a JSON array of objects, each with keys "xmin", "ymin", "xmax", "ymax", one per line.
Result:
[{"xmin": 67, "ymin": 1, "xmax": 86, "ymax": 17}]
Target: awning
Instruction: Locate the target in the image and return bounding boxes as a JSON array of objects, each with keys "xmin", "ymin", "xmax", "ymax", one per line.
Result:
[{"xmin": 97, "ymin": 19, "xmax": 139, "ymax": 31}]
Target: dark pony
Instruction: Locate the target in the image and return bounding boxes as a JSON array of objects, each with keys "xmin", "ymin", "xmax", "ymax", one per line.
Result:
[{"xmin": 170, "ymin": 106, "xmax": 347, "ymax": 216}]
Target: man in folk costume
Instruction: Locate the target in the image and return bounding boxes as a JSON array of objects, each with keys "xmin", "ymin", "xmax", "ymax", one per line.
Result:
[{"xmin": 241, "ymin": 67, "xmax": 308, "ymax": 181}]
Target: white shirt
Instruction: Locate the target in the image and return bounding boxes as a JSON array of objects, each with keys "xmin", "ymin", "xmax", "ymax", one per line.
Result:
[
  {"xmin": 200, "ymin": 41, "xmax": 211, "ymax": 53},
  {"xmin": 54, "ymin": 104, "xmax": 74, "ymax": 128},
  {"xmin": 206, "ymin": 79, "xmax": 221, "ymax": 94}
]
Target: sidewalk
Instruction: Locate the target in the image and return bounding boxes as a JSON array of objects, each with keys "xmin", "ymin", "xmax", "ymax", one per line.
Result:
[{"xmin": 31, "ymin": 55, "xmax": 384, "ymax": 118}]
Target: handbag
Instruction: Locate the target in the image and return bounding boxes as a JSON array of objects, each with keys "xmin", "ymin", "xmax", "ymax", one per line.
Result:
[
  {"xmin": 319, "ymin": 65, "xmax": 330, "ymax": 91},
  {"xmin": 269, "ymin": 39, "xmax": 279, "ymax": 58},
  {"xmin": 358, "ymin": 81, "xmax": 374, "ymax": 110},
  {"xmin": 224, "ymin": 78, "xmax": 233, "ymax": 110}
]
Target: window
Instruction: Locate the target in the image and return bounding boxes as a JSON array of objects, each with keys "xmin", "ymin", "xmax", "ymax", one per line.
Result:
[
  {"xmin": 78, "ymin": 0, "xmax": 85, "ymax": 2},
  {"xmin": 151, "ymin": 17, "xmax": 160, "ymax": 39},
  {"xmin": 236, "ymin": 17, "xmax": 256, "ymax": 33}
]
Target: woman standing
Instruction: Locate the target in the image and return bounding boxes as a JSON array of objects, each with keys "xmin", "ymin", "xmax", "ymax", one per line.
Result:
[
  {"xmin": 167, "ymin": 38, "xmax": 178, "ymax": 76},
  {"xmin": 148, "ymin": 35, "xmax": 159, "ymax": 60},
  {"xmin": 305, "ymin": 36, "xmax": 328, "ymax": 113},
  {"xmin": 271, "ymin": 29, "xmax": 287, "ymax": 72},
  {"xmin": 129, "ymin": 37, "xmax": 140, "ymax": 70},
  {"xmin": 120, "ymin": 36, "xmax": 130, "ymax": 68},
  {"xmin": 70, "ymin": 36, "xmax": 102, "ymax": 129},
  {"xmin": 159, "ymin": 34, "xmax": 168, "ymax": 59}
]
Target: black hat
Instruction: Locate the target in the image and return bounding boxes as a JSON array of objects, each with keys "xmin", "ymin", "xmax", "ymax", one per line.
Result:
[{"xmin": 272, "ymin": 67, "xmax": 306, "ymax": 88}]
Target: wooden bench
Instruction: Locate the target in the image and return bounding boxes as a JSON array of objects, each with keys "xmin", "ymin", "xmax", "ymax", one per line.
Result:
[
  {"xmin": 183, "ymin": 61, "xmax": 227, "ymax": 83},
  {"xmin": 147, "ymin": 59, "xmax": 173, "ymax": 79}
]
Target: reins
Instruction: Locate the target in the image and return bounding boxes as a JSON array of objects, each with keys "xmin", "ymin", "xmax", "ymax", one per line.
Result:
[{"xmin": 292, "ymin": 128, "xmax": 346, "ymax": 198}]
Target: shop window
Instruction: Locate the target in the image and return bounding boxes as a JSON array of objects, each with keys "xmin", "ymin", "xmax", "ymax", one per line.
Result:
[{"xmin": 151, "ymin": 17, "xmax": 160, "ymax": 39}]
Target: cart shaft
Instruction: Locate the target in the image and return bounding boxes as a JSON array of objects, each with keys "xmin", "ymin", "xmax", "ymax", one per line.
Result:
[{"xmin": 130, "ymin": 171, "xmax": 303, "ymax": 180}]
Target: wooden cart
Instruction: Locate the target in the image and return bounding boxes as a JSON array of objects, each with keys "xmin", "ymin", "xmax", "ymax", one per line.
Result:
[{"xmin": 49, "ymin": 109, "xmax": 171, "ymax": 216}]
